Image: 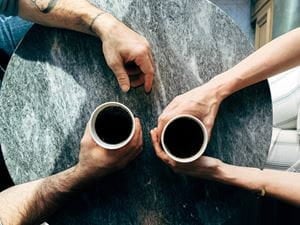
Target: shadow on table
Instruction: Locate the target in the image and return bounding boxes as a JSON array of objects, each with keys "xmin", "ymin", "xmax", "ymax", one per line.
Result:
[
  {"xmin": 10, "ymin": 13, "xmax": 272, "ymax": 224},
  {"xmin": 11, "ymin": 28, "xmax": 263, "ymax": 225},
  {"xmin": 0, "ymin": 146, "xmax": 14, "ymax": 191},
  {"xmin": 258, "ymin": 197, "xmax": 300, "ymax": 225},
  {"xmin": 10, "ymin": 26, "xmax": 203, "ymax": 224}
]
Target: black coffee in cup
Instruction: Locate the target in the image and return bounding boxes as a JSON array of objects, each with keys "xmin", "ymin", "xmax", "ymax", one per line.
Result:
[
  {"xmin": 163, "ymin": 117, "xmax": 204, "ymax": 158},
  {"xmin": 95, "ymin": 106, "xmax": 133, "ymax": 144}
]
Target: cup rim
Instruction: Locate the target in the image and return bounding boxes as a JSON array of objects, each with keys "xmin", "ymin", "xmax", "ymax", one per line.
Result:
[
  {"xmin": 89, "ymin": 102, "xmax": 135, "ymax": 150},
  {"xmin": 161, "ymin": 114, "xmax": 208, "ymax": 163}
]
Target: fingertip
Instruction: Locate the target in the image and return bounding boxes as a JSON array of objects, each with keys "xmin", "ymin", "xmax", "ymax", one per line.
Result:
[
  {"xmin": 121, "ymin": 84, "xmax": 130, "ymax": 92},
  {"xmin": 144, "ymin": 77, "xmax": 153, "ymax": 93},
  {"xmin": 145, "ymin": 87, "xmax": 152, "ymax": 95},
  {"xmin": 150, "ymin": 127, "xmax": 159, "ymax": 141},
  {"xmin": 150, "ymin": 130, "xmax": 153, "ymax": 136},
  {"xmin": 154, "ymin": 127, "xmax": 161, "ymax": 139},
  {"xmin": 150, "ymin": 129, "xmax": 156, "ymax": 138},
  {"xmin": 135, "ymin": 117, "xmax": 142, "ymax": 127}
]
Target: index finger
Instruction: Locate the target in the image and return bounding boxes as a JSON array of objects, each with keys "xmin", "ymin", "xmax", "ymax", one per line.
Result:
[
  {"xmin": 120, "ymin": 118, "xmax": 142, "ymax": 153},
  {"xmin": 150, "ymin": 128, "xmax": 168, "ymax": 161},
  {"xmin": 82, "ymin": 121, "xmax": 97, "ymax": 146},
  {"xmin": 156, "ymin": 122, "xmax": 164, "ymax": 143},
  {"xmin": 135, "ymin": 54, "xmax": 154, "ymax": 93}
]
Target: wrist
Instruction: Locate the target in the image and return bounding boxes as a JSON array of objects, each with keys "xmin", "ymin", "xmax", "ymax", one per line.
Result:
[
  {"xmin": 54, "ymin": 0, "xmax": 104, "ymax": 35},
  {"xmin": 57, "ymin": 165, "xmax": 92, "ymax": 189},
  {"xmin": 207, "ymin": 71, "xmax": 241, "ymax": 101},
  {"xmin": 78, "ymin": 4, "xmax": 112, "ymax": 37},
  {"xmin": 216, "ymin": 163, "xmax": 266, "ymax": 193},
  {"xmin": 84, "ymin": 11, "xmax": 119, "ymax": 40},
  {"xmin": 197, "ymin": 159, "xmax": 227, "ymax": 180},
  {"xmin": 74, "ymin": 162, "xmax": 110, "ymax": 181},
  {"xmin": 210, "ymin": 160, "xmax": 228, "ymax": 180}
]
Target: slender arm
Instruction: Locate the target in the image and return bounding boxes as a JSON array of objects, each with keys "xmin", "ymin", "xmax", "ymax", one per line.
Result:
[
  {"xmin": 211, "ymin": 27, "xmax": 300, "ymax": 100},
  {"xmin": 209, "ymin": 28, "xmax": 300, "ymax": 205},
  {"xmin": 215, "ymin": 163, "xmax": 300, "ymax": 205},
  {"xmin": 211, "ymin": 28, "xmax": 300, "ymax": 204}
]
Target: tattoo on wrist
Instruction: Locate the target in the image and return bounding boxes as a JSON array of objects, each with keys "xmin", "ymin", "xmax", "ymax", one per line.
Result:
[
  {"xmin": 89, "ymin": 12, "xmax": 107, "ymax": 33},
  {"xmin": 31, "ymin": 0, "xmax": 59, "ymax": 13}
]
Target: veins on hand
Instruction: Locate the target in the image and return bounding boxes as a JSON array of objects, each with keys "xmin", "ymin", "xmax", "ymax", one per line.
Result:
[{"xmin": 31, "ymin": 0, "xmax": 58, "ymax": 13}]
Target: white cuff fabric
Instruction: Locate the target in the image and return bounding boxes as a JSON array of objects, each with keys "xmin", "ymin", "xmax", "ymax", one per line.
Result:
[
  {"xmin": 266, "ymin": 128, "xmax": 300, "ymax": 171},
  {"xmin": 297, "ymin": 107, "xmax": 300, "ymax": 135},
  {"xmin": 269, "ymin": 66, "xmax": 300, "ymax": 129}
]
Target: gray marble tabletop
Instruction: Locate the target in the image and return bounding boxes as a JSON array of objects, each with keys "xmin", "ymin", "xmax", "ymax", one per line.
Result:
[{"xmin": 0, "ymin": 0, "xmax": 272, "ymax": 224}]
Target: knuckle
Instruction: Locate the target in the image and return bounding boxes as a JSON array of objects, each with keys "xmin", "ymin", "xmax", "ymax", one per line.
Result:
[
  {"xmin": 144, "ymin": 41, "xmax": 151, "ymax": 49},
  {"xmin": 117, "ymin": 74, "xmax": 128, "ymax": 83},
  {"xmin": 107, "ymin": 60, "xmax": 119, "ymax": 70},
  {"xmin": 80, "ymin": 138, "xmax": 88, "ymax": 147},
  {"xmin": 158, "ymin": 115, "xmax": 167, "ymax": 123},
  {"xmin": 148, "ymin": 66, "xmax": 155, "ymax": 75},
  {"xmin": 166, "ymin": 158, "xmax": 176, "ymax": 168},
  {"xmin": 80, "ymin": 139, "xmax": 85, "ymax": 146},
  {"xmin": 137, "ymin": 45, "xmax": 148, "ymax": 55},
  {"xmin": 206, "ymin": 123, "xmax": 213, "ymax": 130},
  {"xmin": 130, "ymin": 144, "xmax": 139, "ymax": 152},
  {"xmin": 204, "ymin": 119, "xmax": 214, "ymax": 129},
  {"xmin": 173, "ymin": 96, "xmax": 181, "ymax": 104}
]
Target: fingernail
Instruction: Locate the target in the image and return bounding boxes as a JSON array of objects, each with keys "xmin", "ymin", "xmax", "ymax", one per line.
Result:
[
  {"xmin": 146, "ymin": 88, "xmax": 152, "ymax": 95},
  {"xmin": 121, "ymin": 85, "xmax": 130, "ymax": 92}
]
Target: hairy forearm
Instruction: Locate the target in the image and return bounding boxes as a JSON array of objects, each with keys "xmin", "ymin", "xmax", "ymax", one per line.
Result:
[
  {"xmin": 209, "ymin": 28, "xmax": 300, "ymax": 100},
  {"xmin": 18, "ymin": 0, "xmax": 106, "ymax": 35},
  {"xmin": 216, "ymin": 164, "xmax": 300, "ymax": 205},
  {"xmin": 0, "ymin": 165, "xmax": 87, "ymax": 225}
]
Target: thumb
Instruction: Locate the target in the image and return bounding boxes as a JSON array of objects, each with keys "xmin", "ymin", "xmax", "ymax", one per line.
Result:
[{"xmin": 110, "ymin": 59, "xmax": 130, "ymax": 92}]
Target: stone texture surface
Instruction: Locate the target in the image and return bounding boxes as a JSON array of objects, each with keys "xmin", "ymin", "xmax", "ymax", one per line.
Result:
[
  {"xmin": 210, "ymin": 0, "xmax": 254, "ymax": 42},
  {"xmin": 0, "ymin": 0, "xmax": 272, "ymax": 224}
]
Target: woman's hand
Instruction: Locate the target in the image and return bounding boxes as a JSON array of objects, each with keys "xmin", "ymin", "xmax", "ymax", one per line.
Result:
[
  {"xmin": 155, "ymin": 79, "xmax": 226, "ymax": 140},
  {"xmin": 150, "ymin": 128, "xmax": 223, "ymax": 179},
  {"xmin": 78, "ymin": 118, "xmax": 143, "ymax": 179}
]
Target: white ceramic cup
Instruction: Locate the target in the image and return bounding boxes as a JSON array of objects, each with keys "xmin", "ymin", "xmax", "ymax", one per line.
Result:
[
  {"xmin": 89, "ymin": 102, "xmax": 135, "ymax": 150},
  {"xmin": 161, "ymin": 114, "xmax": 208, "ymax": 163}
]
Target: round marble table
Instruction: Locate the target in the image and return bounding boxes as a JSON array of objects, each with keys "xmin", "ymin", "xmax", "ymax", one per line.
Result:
[{"xmin": 0, "ymin": 0, "xmax": 272, "ymax": 224}]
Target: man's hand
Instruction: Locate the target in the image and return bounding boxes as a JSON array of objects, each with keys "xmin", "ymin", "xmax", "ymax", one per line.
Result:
[
  {"xmin": 92, "ymin": 13, "xmax": 154, "ymax": 93},
  {"xmin": 78, "ymin": 118, "xmax": 143, "ymax": 178},
  {"xmin": 150, "ymin": 128, "xmax": 223, "ymax": 179},
  {"xmin": 155, "ymin": 80, "xmax": 226, "ymax": 140},
  {"xmin": 18, "ymin": 0, "xmax": 155, "ymax": 93},
  {"xmin": 0, "ymin": 118, "xmax": 143, "ymax": 225}
]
